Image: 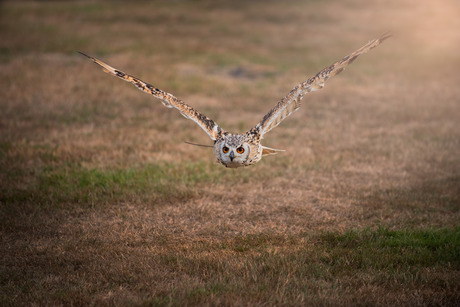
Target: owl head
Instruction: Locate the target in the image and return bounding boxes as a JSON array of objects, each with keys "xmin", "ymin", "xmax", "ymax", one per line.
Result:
[{"xmin": 214, "ymin": 134, "xmax": 257, "ymax": 168}]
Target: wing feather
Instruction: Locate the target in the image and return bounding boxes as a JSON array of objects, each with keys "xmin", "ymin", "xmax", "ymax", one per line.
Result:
[
  {"xmin": 79, "ymin": 52, "xmax": 223, "ymax": 141},
  {"xmin": 253, "ymin": 33, "xmax": 391, "ymax": 137}
]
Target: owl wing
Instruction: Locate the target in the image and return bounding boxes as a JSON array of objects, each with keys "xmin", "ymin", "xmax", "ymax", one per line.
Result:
[
  {"xmin": 252, "ymin": 33, "xmax": 390, "ymax": 138},
  {"xmin": 79, "ymin": 52, "xmax": 223, "ymax": 141}
]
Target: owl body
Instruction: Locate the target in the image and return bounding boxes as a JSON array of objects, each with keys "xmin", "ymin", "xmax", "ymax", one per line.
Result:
[{"xmin": 80, "ymin": 33, "xmax": 389, "ymax": 168}]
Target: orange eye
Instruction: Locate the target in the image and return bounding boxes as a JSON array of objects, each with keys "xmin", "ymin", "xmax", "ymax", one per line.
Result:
[
  {"xmin": 236, "ymin": 147, "xmax": 245, "ymax": 154},
  {"xmin": 222, "ymin": 146, "xmax": 229, "ymax": 153}
]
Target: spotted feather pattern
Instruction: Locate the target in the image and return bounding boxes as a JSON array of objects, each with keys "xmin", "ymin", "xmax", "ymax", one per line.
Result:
[
  {"xmin": 254, "ymin": 33, "xmax": 391, "ymax": 138},
  {"xmin": 79, "ymin": 52, "xmax": 223, "ymax": 141}
]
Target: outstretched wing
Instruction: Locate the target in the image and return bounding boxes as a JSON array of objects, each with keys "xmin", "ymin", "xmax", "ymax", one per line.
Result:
[
  {"xmin": 79, "ymin": 52, "xmax": 223, "ymax": 141},
  {"xmin": 252, "ymin": 33, "xmax": 391, "ymax": 138}
]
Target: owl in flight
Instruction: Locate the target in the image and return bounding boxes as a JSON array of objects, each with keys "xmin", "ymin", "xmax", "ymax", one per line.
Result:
[{"xmin": 80, "ymin": 33, "xmax": 389, "ymax": 168}]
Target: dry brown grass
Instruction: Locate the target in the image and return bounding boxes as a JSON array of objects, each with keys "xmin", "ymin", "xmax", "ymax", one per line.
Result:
[{"xmin": 1, "ymin": 0, "xmax": 459, "ymax": 305}]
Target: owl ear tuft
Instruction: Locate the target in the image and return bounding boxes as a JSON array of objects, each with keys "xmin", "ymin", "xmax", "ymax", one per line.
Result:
[
  {"xmin": 261, "ymin": 146, "xmax": 285, "ymax": 156},
  {"xmin": 184, "ymin": 141, "xmax": 214, "ymax": 148}
]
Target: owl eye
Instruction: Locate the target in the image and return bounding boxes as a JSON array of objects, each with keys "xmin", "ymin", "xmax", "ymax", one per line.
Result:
[
  {"xmin": 222, "ymin": 146, "xmax": 229, "ymax": 153},
  {"xmin": 236, "ymin": 147, "xmax": 245, "ymax": 154}
]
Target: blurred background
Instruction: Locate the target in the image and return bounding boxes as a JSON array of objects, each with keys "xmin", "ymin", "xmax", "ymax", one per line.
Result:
[{"xmin": 1, "ymin": 0, "xmax": 459, "ymax": 305}]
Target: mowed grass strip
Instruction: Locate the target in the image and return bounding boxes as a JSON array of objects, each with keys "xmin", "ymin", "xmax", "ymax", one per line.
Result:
[{"xmin": 2, "ymin": 226, "xmax": 458, "ymax": 306}]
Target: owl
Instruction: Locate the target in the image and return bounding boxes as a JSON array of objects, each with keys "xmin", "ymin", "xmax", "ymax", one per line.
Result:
[{"xmin": 80, "ymin": 33, "xmax": 390, "ymax": 168}]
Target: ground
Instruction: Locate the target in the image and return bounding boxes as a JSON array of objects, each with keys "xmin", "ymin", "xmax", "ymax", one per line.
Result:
[{"xmin": 1, "ymin": 0, "xmax": 459, "ymax": 305}]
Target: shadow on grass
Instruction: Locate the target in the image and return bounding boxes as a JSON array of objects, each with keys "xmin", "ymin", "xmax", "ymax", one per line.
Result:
[{"xmin": 354, "ymin": 174, "xmax": 460, "ymax": 224}]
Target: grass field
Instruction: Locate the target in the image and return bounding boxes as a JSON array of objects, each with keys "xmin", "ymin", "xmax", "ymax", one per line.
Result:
[{"xmin": 1, "ymin": 0, "xmax": 459, "ymax": 305}]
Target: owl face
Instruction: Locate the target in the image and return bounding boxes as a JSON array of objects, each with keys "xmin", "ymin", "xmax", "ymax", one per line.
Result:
[{"xmin": 214, "ymin": 135, "xmax": 252, "ymax": 168}]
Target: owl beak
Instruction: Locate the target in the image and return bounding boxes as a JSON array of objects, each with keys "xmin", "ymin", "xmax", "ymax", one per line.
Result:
[{"xmin": 229, "ymin": 151, "xmax": 235, "ymax": 161}]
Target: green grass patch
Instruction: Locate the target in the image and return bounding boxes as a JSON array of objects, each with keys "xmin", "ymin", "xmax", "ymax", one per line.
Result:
[
  {"xmin": 0, "ymin": 161, "xmax": 222, "ymax": 212},
  {"xmin": 319, "ymin": 227, "xmax": 460, "ymax": 270}
]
